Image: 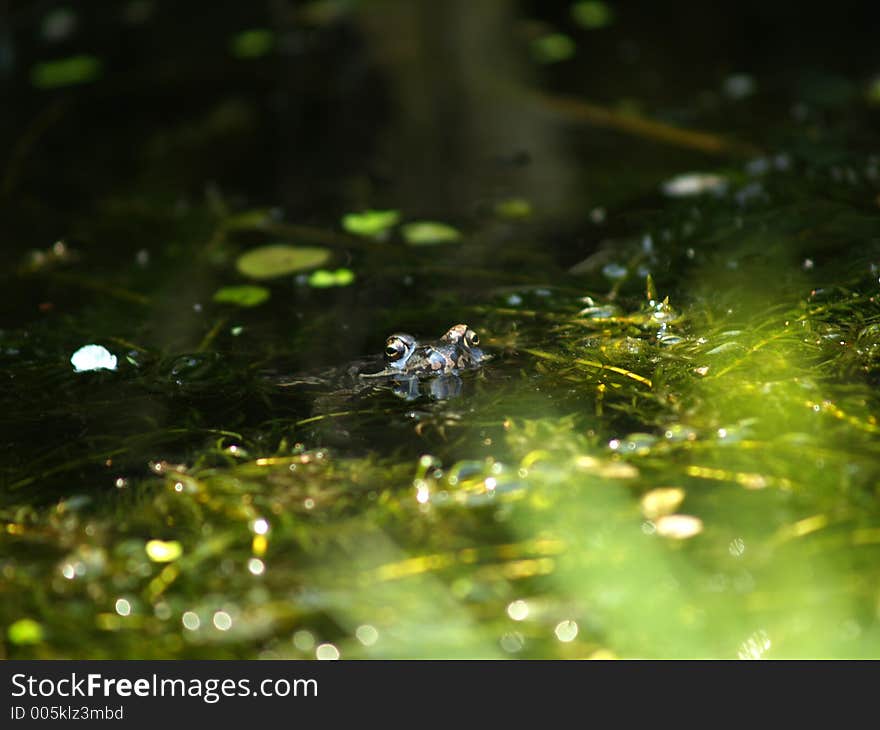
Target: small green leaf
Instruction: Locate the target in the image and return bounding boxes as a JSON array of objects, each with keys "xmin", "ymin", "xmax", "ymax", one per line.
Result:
[
  {"xmin": 224, "ymin": 209, "xmax": 273, "ymax": 231},
  {"xmin": 530, "ymin": 34, "xmax": 576, "ymax": 64},
  {"xmin": 401, "ymin": 221, "xmax": 462, "ymax": 245},
  {"xmin": 342, "ymin": 209, "xmax": 401, "ymax": 237},
  {"xmin": 494, "ymin": 198, "xmax": 533, "ymax": 220},
  {"xmin": 30, "ymin": 55, "xmax": 101, "ymax": 89},
  {"xmin": 867, "ymin": 77, "xmax": 880, "ymax": 106},
  {"xmin": 331, "ymin": 268, "xmax": 355, "ymax": 286},
  {"xmin": 8, "ymin": 618, "xmax": 44, "ymax": 645},
  {"xmin": 145, "ymin": 539, "xmax": 183, "ymax": 563},
  {"xmin": 308, "ymin": 270, "xmax": 336, "ymax": 288},
  {"xmin": 308, "ymin": 268, "xmax": 356, "ymax": 288},
  {"xmin": 213, "ymin": 285, "xmax": 270, "ymax": 307},
  {"xmin": 230, "ymin": 29, "xmax": 275, "ymax": 59},
  {"xmin": 236, "ymin": 245, "xmax": 331, "ymax": 279},
  {"xmin": 571, "ymin": 1, "xmax": 614, "ymax": 29}
]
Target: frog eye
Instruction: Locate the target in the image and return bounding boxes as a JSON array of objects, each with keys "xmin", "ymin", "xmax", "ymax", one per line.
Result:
[
  {"xmin": 385, "ymin": 336, "xmax": 404, "ymax": 359},
  {"xmin": 385, "ymin": 334, "xmax": 415, "ymax": 363},
  {"xmin": 466, "ymin": 330, "xmax": 480, "ymax": 347},
  {"xmin": 442, "ymin": 324, "xmax": 467, "ymax": 343}
]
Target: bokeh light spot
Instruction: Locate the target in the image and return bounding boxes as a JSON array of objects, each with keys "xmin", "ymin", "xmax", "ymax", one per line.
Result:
[
  {"xmin": 316, "ymin": 643, "xmax": 340, "ymax": 660},
  {"xmin": 555, "ymin": 620, "xmax": 579, "ymax": 643}
]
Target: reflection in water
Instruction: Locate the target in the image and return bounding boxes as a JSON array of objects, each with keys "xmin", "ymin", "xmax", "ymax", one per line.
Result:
[
  {"xmin": 392, "ymin": 373, "xmax": 463, "ymax": 400},
  {"xmin": 357, "ymin": 0, "xmax": 577, "ymax": 217}
]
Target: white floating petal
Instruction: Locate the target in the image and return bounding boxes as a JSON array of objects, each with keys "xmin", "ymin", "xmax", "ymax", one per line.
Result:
[
  {"xmin": 70, "ymin": 344, "xmax": 117, "ymax": 372},
  {"xmin": 661, "ymin": 173, "xmax": 727, "ymax": 198}
]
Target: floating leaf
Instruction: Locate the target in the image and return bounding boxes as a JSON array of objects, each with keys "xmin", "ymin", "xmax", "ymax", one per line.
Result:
[
  {"xmin": 236, "ymin": 245, "xmax": 331, "ymax": 279},
  {"xmin": 494, "ymin": 198, "xmax": 533, "ymax": 220},
  {"xmin": 31, "ymin": 55, "xmax": 101, "ymax": 89},
  {"xmin": 342, "ymin": 209, "xmax": 400, "ymax": 237},
  {"xmin": 571, "ymin": 1, "xmax": 614, "ymax": 29},
  {"xmin": 8, "ymin": 618, "xmax": 44, "ymax": 645},
  {"xmin": 213, "ymin": 285, "xmax": 270, "ymax": 307},
  {"xmin": 70, "ymin": 344, "xmax": 118, "ymax": 373},
  {"xmin": 145, "ymin": 539, "xmax": 183, "ymax": 563},
  {"xmin": 308, "ymin": 268, "xmax": 355, "ymax": 288},
  {"xmin": 530, "ymin": 34, "xmax": 576, "ymax": 64},
  {"xmin": 302, "ymin": 0, "xmax": 353, "ymax": 26},
  {"xmin": 230, "ymin": 29, "xmax": 275, "ymax": 59},
  {"xmin": 401, "ymin": 221, "xmax": 462, "ymax": 245},
  {"xmin": 225, "ymin": 209, "xmax": 274, "ymax": 231}
]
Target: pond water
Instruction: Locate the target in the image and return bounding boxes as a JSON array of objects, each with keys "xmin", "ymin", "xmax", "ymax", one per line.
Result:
[{"xmin": 3, "ymin": 0, "xmax": 880, "ymax": 658}]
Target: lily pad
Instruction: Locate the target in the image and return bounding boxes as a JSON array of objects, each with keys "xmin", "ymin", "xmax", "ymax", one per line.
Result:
[
  {"xmin": 213, "ymin": 285, "xmax": 270, "ymax": 307},
  {"xmin": 230, "ymin": 29, "xmax": 275, "ymax": 59},
  {"xmin": 236, "ymin": 245, "xmax": 331, "ymax": 279},
  {"xmin": 494, "ymin": 198, "xmax": 533, "ymax": 220},
  {"xmin": 571, "ymin": 1, "xmax": 614, "ymax": 29},
  {"xmin": 401, "ymin": 221, "xmax": 462, "ymax": 245},
  {"xmin": 308, "ymin": 268, "xmax": 356, "ymax": 288},
  {"xmin": 530, "ymin": 34, "xmax": 576, "ymax": 64},
  {"xmin": 224, "ymin": 208, "xmax": 274, "ymax": 231},
  {"xmin": 342, "ymin": 209, "xmax": 400, "ymax": 237},
  {"xmin": 31, "ymin": 55, "xmax": 102, "ymax": 89},
  {"xmin": 8, "ymin": 618, "xmax": 44, "ymax": 645}
]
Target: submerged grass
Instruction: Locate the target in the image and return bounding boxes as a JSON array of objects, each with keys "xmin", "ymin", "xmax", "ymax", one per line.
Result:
[
  {"xmin": 4, "ymin": 150, "xmax": 880, "ymax": 658},
  {"xmin": 4, "ymin": 3, "xmax": 880, "ymax": 657}
]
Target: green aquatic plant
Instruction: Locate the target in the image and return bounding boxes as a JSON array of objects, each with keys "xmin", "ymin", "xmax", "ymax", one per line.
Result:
[
  {"xmin": 4, "ymin": 7, "xmax": 880, "ymax": 659},
  {"xmin": 341, "ymin": 210, "xmax": 401, "ymax": 238},
  {"xmin": 213, "ymin": 285, "xmax": 271, "ymax": 307},
  {"xmin": 30, "ymin": 55, "xmax": 102, "ymax": 89},
  {"xmin": 230, "ymin": 29, "xmax": 275, "ymax": 59},
  {"xmin": 571, "ymin": 1, "xmax": 614, "ymax": 30},
  {"xmin": 235, "ymin": 245, "xmax": 332, "ymax": 279},
  {"xmin": 530, "ymin": 33, "xmax": 577, "ymax": 64},
  {"xmin": 307, "ymin": 269, "xmax": 356, "ymax": 288},
  {"xmin": 400, "ymin": 222, "xmax": 462, "ymax": 245}
]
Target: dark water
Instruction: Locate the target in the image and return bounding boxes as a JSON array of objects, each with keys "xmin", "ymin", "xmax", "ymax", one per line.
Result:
[{"xmin": 3, "ymin": 0, "xmax": 880, "ymax": 658}]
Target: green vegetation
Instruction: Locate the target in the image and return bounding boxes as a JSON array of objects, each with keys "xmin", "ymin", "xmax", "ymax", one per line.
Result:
[
  {"xmin": 342, "ymin": 210, "xmax": 401, "ymax": 238},
  {"xmin": 571, "ymin": 1, "xmax": 614, "ymax": 30},
  {"xmin": 235, "ymin": 245, "xmax": 332, "ymax": 279},
  {"xmin": 213, "ymin": 285, "xmax": 271, "ymax": 307},
  {"xmin": 400, "ymin": 221, "xmax": 462, "ymax": 245},
  {"xmin": 530, "ymin": 33, "xmax": 577, "ymax": 64},
  {"xmin": 308, "ymin": 268, "xmax": 356, "ymax": 287},
  {"xmin": 30, "ymin": 55, "xmax": 101, "ymax": 89},
  {"xmin": 3, "ymin": 1, "xmax": 880, "ymax": 660},
  {"xmin": 230, "ymin": 29, "xmax": 275, "ymax": 59}
]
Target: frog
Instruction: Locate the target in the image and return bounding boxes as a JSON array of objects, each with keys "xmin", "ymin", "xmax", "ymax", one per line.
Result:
[
  {"xmin": 377, "ymin": 332, "xmax": 455, "ymax": 376},
  {"xmin": 276, "ymin": 323, "xmax": 488, "ymax": 395},
  {"xmin": 359, "ymin": 324, "xmax": 487, "ymax": 379}
]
